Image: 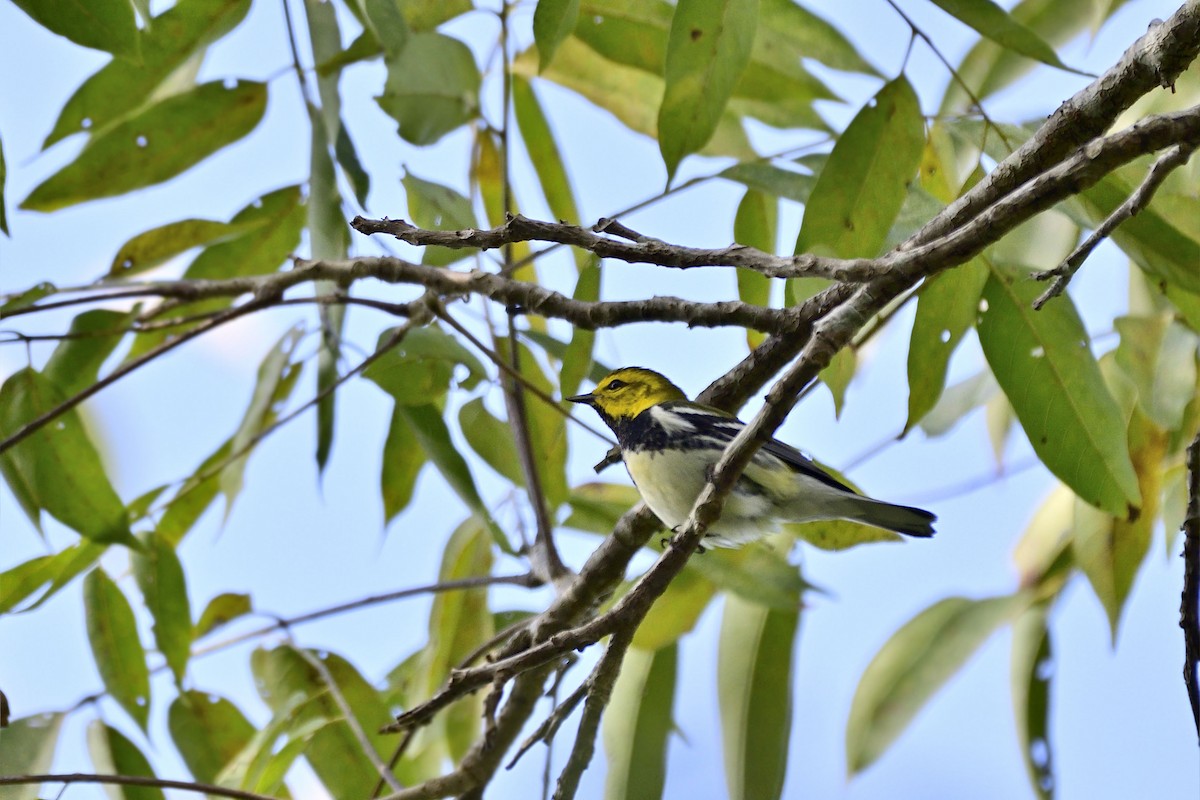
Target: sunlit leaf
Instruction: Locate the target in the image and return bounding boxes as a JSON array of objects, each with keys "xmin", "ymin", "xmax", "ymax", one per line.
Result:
[
  {"xmin": 84, "ymin": 569, "xmax": 151, "ymax": 730},
  {"xmin": 756, "ymin": 0, "xmax": 876, "ymax": 75},
  {"xmin": 168, "ymin": 691, "xmax": 255, "ymax": 783},
  {"xmin": 10, "ymin": 0, "xmax": 139, "ymax": 60},
  {"xmin": 23, "ymin": 81, "xmax": 267, "ymax": 211},
  {"xmin": 109, "ymin": 216, "xmax": 265, "ymax": 277},
  {"xmin": 733, "ymin": 189, "xmax": 775, "ymax": 349},
  {"xmin": 156, "ymin": 439, "xmax": 231, "ymax": 546},
  {"xmin": 512, "ymin": 76, "xmax": 582, "ymax": 228},
  {"xmin": 719, "ymin": 594, "xmax": 799, "ymax": 800},
  {"xmin": 632, "ymin": 567, "xmax": 716, "ymax": 650},
  {"xmin": 929, "ymin": 0, "xmax": 1083, "ymax": 74},
  {"xmin": 87, "ymin": 721, "xmax": 163, "ymax": 800},
  {"xmin": 513, "ymin": 37, "xmax": 754, "ymax": 162},
  {"xmin": 565, "ymin": 482, "xmax": 643, "ymax": 534},
  {"xmin": 381, "ymin": 403, "xmax": 427, "ymax": 525},
  {"xmin": 424, "ymin": 516, "xmax": 495, "ymax": 761},
  {"xmin": 658, "ymin": 0, "xmax": 758, "ymax": 180},
  {"xmin": 603, "ymin": 644, "xmax": 677, "ymax": 800},
  {"xmin": 44, "ymin": 0, "xmax": 252, "ymax": 147},
  {"xmin": 1113, "ymin": 314, "xmax": 1199, "ymax": 433},
  {"xmin": 0, "ymin": 369, "xmax": 133, "ymax": 545},
  {"xmin": 846, "ymin": 594, "xmax": 1023, "ymax": 774},
  {"xmin": 193, "ymin": 592, "xmax": 252, "ymax": 639},
  {"xmin": 534, "ymin": 0, "xmax": 580, "ymax": 70},
  {"xmin": 459, "ymin": 398, "xmax": 523, "ymax": 486},
  {"xmin": 131, "ymin": 532, "xmax": 192, "ymax": 684},
  {"xmin": 1012, "ymin": 484, "xmax": 1074, "ymax": 590},
  {"xmin": 978, "ymin": 266, "xmax": 1141, "ymax": 517},
  {"xmin": 0, "ymin": 713, "xmax": 64, "ymax": 800},
  {"xmin": 720, "ymin": 161, "xmax": 816, "ymax": 204},
  {"xmin": 364, "ymin": 325, "xmax": 484, "ymax": 405},
  {"xmin": 377, "ymin": 32, "xmax": 480, "ymax": 146},
  {"xmin": 690, "ymin": 541, "xmax": 809, "ymax": 609},
  {"xmin": 1011, "ymin": 604, "xmax": 1055, "ymax": 800},
  {"xmin": 794, "ymin": 77, "xmax": 924, "ymax": 259},
  {"xmin": 561, "ymin": 258, "xmax": 602, "ymax": 397}
]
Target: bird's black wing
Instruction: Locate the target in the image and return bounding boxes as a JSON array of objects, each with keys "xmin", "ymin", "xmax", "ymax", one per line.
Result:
[{"xmin": 665, "ymin": 403, "xmax": 855, "ymax": 495}]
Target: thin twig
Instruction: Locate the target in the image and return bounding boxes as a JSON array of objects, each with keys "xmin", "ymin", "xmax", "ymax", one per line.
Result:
[
  {"xmin": 0, "ymin": 774, "xmax": 277, "ymax": 800},
  {"xmin": 507, "ymin": 680, "xmax": 587, "ymax": 770},
  {"xmin": 551, "ymin": 630, "xmax": 633, "ymax": 800},
  {"xmin": 1032, "ymin": 141, "xmax": 1199, "ymax": 308}
]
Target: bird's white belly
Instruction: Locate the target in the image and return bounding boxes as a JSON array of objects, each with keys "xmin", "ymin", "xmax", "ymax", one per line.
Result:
[{"xmin": 622, "ymin": 448, "xmax": 777, "ymax": 545}]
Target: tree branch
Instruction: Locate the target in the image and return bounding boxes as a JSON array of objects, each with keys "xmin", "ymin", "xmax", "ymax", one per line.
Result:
[
  {"xmin": 1182, "ymin": 430, "xmax": 1200, "ymax": 742},
  {"xmin": 0, "ymin": 774, "xmax": 278, "ymax": 800}
]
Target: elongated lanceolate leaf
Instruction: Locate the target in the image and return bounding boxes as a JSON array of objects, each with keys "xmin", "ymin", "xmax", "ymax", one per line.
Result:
[
  {"xmin": 846, "ymin": 594, "xmax": 1023, "ymax": 774},
  {"xmin": 534, "ymin": 0, "xmax": 580, "ymax": 70},
  {"xmin": 794, "ymin": 77, "xmax": 924, "ymax": 259},
  {"xmin": 44, "ymin": 309, "xmax": 133, "ymax": 397},
  {"xmin": 84, "ymin": 569, "xmax": 151, "ymax": 730},
  {"xmin": 0, "ymin": 542, "xmax": 105, "ymax": 614},
  {"xmin": 10, "ymin": 0, "xmax": 139, "ymax": 60},
  {"xmin": 109, "ymin": 216, "xmax": 265, "ymax": 277},
  {"xmin": 169, "ymin": 691, "xmax": 256, "ymax": 784},
  {"xmin": 719, "ymin": 594, "xmax": 799, "ymax": 800},
  {"xmin": 87, "ymin": 721, "xmax": 164, "ymax": 800},
  {"xmin": 0, "ymin": 713, "xmax": 64, "ymax": 800},
  {"xmin": 929, "ymin": 0, "xmax": 1083, "ymax": 74},
  {"xmin": 603, "ymin": 644, "xmax": 677, "ymax": 800},
  {"xmin": 657, "ymin": 0, "xmax": 758, "ymax": 180},
  {"xmin": 977, "ymin": 267, "xmax": 1141, "ymax": 517},
  {"xmin": 23, "ymin": 80, "xmax": 266, "ymax": 211},
  {"xmin": 0, "ymin": 369, "xmax": 133, "ymax": 545},
  {"xmin": 1011, "ymin": 605, "xmax": 1055, "ymax": 800},
  {"xmin": 131, "ymin": 532, "xmax": 192, "ymax": 684}
]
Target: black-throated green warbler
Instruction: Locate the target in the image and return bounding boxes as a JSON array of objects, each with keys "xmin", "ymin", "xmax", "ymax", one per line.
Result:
[{"xmin": 568, "ymin": 367, "xmax": 936, "ymax": 548}]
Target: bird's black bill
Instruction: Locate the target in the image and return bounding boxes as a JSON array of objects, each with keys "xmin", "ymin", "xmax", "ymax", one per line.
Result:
[{"xmin": 566, "ymin": 393, "xmax": 595, "ymax": 405}]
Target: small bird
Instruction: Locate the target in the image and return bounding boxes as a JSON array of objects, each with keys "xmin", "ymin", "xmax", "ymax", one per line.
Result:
[{"xmin": 568, "ymin": 367, "xmax": 936, "ymax": 548}]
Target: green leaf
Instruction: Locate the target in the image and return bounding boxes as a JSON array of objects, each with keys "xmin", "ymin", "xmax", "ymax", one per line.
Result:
[
  {"xmin": 0, "ymin": 541, "xmax": 105, "ymax": 614},
  {"xmin": 928, "ymin": 0, "xmax": 1083, "ymax": 74},
  {"xmin": 251, "ymin": 646, "xmax": 397, "ymax": 799},
  {"xmin": 734, "ymin": 189, "xmax": 775, "ymax": 350},
  {"xmin": 0, "ymin": 282, "xmax": 57, "ymax": 315},
  {"xmin": 44, "ymin": 309, "xmax": 133, "ymax": 397},
  {"xmin": 846, "ymin": 594, "xmax": 1023, "ymax": 774},
  {"xmin": 396, "ymin": 0, "xmax": 472, "ymax": 29},
  {"xmin": 603, "ymin": 644, "xmax": 677, "ymax": 800},
  {"xmin": 1012, "ymin": 484, "xmax": 1075, "ymax": 589},
  {"xmin": 720, "ymin": 161, "xmax": 816, "ymax": 204},
  {"xmin": 381, "ymin": 402, "xmax": 427, "ymax": 524},
  {"xmin": 820, "ymin": 347, "xmax": 856, "ymax": 417},
  {"xmin": 534, "ymin": 0, "xmax": 580, "ymax": 70},
  {"xmin": 905, "ymin": 262, "xmax": 990, "ymax": 432},
  {"xmin": 795, "ymin": 77, "xmax": 924, "ymax": 259},
  {"xmin": 513, "ymin": 76, "xmax": 582, "ymax": 229},
  {"xmin": 84, "ymin": 569, "xmax": 151, "ymax": 730},
  {"xmin": 565, "ymin": 482, "xmax": 642, "ymax": 534},
  {"xmin": 658, "ymin": 0, "xmax": 758, "ymax": 180},
  {"xmin": 10, "ymin": 0, "xmax": 139, "ymax": 60},
  {"xmin": 362, "ymin": 0, "xmax": 410, "ymax": 57},
  {"xmin": 0, "ymin": 713, "xmax": 64, "ymax": 800},
  {"xmin": 401, "ymin": 172, "xmax": 479, "ymax": 267},
  {"xmin": 23, "ymin": 81, "xmax": 267, "ymax": 211},
  {"xmin": 131, "ymin": 532, "xmax": 192, "ymax": 684},
  {"xmin": 156, "ymin": 439, "xmax": 232, "ymax": 546},
  {"xmin": 459, "ymin": 398, "xmax": 524, "ymax": 486},
  {"xmin": 0, "ymin": 369, "xmax": 133, "ymax": 545},
  {"xmin": 632, "ymin": 568, "xmax": 716, "ymax": 650},
  {"xmin": 690, "ymin": 542, "xmax": 808, "ymax": 610},
  {"xmin": 784, "ymin": 518, "xmax": 903, "ymax": 550},
  {"xmin": 219, "ymin": 327, "xmax": 304, "ymax": 513},
  {"xmin": 513, "ymin": 37, "xmax": 753, "ymax": 162},
  {"xmin": 168, "ymin": 691, "xmax": 256, "ymax": 784},
  {"xmin": 1113, "ymin": 315, "xmax": 1198, "ymax": 433},
  {"xmin": 87, "ymin": 721, "xmax": 163, "ymax": 800},
  {"xmin": 185, "ymin": 186, "xmax": 305, "ymax": 280},
  {"xmin": 395, "ymin": 405, "xmax": 509, "ymax": 551},
  {"xmin": 977, "ymin": 267, "xmax": 1141, "ymax": 517},
  {"xmin": 194, "ymin": 592, "xmax": 252, "ymax": 639},
  {"xmin": 109, "ymin": 216, "xmax": 265, "ymax": 277},
  {"xmin": 497, "ymin": 338, "xmax": 570, "ymax": 508},
  {"xmin": 424, "ymin": 516, "xmax": 495, "ymax": 761},
  {"xmin": 560, "ymin": 258, "xmax": 602, "ymax": 396},
  {"xmin": 940, "ymin": 0, "xmax": 1102, "ymax": 112},
  {"xmin": 918, "ymin": 369, "xmax": 997, "ymax": 438},
  {"xmin": 364, "ymin": 325, "xmax": 483, "ymax": 405},
  {"xmin": 44, "ymin": 0, "xmax": 252, "ymax": 148},
  {"xmin": 755, "ymin": 0, "xmax": 876, "ymax": 75},
  {"xmin": 719, "ymin": 594, "xmax": 799, "ymax": 800},
  {"xmin": 376, "ymin": 32, "xmax": 480, "ymax": 146},
  {"xmin": 1011, "ymin": 605, "xmax": 1055, "ymax": 800}
]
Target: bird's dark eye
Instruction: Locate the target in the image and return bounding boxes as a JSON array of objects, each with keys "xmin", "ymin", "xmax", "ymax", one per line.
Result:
[{"xmin": 606, "ymin": 379, "xmax": 626, "ymax": 391}]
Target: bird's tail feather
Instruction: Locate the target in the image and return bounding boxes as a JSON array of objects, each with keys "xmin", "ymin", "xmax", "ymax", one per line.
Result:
[{"xmin": 832, "ymin": 495, "xmax": 936, "ymax": 537}]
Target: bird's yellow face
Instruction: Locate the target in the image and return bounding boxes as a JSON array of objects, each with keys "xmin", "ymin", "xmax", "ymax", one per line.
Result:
[{"xmin": 567, "ymin": 367, "xmax": 686, "ymax": 422}]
